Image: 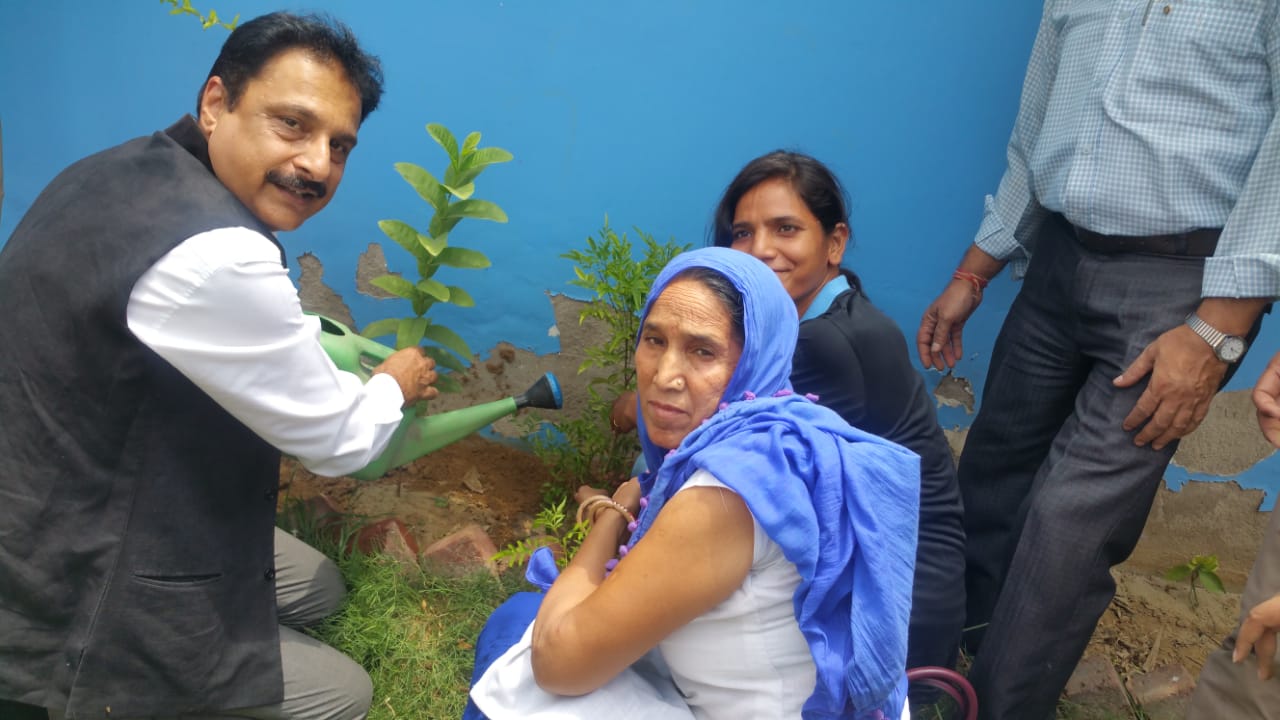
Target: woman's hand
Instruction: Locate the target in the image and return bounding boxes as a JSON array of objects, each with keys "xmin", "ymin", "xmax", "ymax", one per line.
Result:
[{"xmin": 611, "ymin": 478, "xmax": 642, "ymax": 517}]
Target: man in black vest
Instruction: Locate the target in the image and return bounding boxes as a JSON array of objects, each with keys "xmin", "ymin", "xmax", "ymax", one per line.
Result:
[{"xmin": 0, "ymin": 12, "xmax": 438, "ymax": 720}]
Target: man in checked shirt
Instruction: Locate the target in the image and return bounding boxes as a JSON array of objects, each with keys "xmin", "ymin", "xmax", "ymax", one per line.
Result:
[{"xmin": 915, "ymin": 2, "xmax": 1280, "ymax": 718}]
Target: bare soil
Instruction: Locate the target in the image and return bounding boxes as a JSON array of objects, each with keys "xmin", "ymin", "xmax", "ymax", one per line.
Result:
[
  {"xmin": 279, "ymin": 434, "xmax": 555, "ymax": 553},
  {"xmin": 282, "ymin": 436, "xmax": 1244, "ymax": 690}
]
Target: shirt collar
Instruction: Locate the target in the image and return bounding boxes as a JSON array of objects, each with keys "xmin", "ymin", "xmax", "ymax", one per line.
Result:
[{"xmin": 800, "ymin": 274, "xmax": 850, "ymax": 322}]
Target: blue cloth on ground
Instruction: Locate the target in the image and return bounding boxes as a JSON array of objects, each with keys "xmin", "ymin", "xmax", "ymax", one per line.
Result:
[{"xmin": 463, "ymin": 592, "xmax": 545, "ymax": 720}]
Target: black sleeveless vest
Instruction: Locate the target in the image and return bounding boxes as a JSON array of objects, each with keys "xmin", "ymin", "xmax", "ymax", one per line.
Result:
[{"xmin": 0, "ymin": 117, "xmax": 289, "ymax": 717}]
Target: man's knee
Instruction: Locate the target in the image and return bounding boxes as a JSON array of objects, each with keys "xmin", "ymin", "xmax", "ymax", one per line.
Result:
[{"xmin": 274, "ymin": 528, "xmax": 347, "ymax": 627}]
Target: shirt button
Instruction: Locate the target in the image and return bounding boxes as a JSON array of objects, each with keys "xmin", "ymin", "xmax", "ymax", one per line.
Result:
[
  {"xmin": 264, "ymin": 568, "xmax": 276, "ymax": 580},
  {"xmin": 264, "ymin": 489, "xmax": 278, "ymax": 502}
]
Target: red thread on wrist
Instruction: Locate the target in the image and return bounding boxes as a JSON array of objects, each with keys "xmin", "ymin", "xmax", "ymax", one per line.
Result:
[{"xmin": 952, "ymin": 270, "xmax": 990, "ymax": 297}]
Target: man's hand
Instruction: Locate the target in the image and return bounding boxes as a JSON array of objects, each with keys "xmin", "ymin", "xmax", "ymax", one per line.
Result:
[
  {"xmin": 1234, "ymin": 592, "xmax": 1280, "ymax": 680},
  {"xmin": 1113, "ymin": 325, "xmax": 1225, "ymax": 449},
  {"xmin": 609, "ymin": 390, "xmax": 638, "ymax": 434},
  {"xmin": 373, "ymin": 346, "xmax": 438, "ymax": 406},
  {"xmin": 1253, "ymin": 351, "xmax": 1280, "ymax": 447},
  {"xmin": 917, "ymin": 280, "xmax": 982, "ymax": 370}
]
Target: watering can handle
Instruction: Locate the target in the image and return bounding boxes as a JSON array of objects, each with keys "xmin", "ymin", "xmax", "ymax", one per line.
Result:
[{"xmin": 309, "ymin": 313, "xmax": 395, "ymax": 383}]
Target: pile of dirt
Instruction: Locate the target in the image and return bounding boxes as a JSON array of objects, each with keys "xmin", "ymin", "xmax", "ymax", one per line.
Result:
[
  {"xmin": 279, "ymin": 434, "xmax": 557, "ymax": 553},
  {"xmin": 1087, "ymin": 566, "xmax": 1239, "ymax": 678}
]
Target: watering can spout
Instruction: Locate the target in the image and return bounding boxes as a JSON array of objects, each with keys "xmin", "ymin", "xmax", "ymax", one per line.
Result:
[{"xmin": 310, "ymin": 313, "xmax": 563, "ymax": 481}]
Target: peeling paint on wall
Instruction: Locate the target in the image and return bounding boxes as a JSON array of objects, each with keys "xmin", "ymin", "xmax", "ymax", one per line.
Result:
[
  {"xmin": 296, "ymin": 252, "xmax": 356, "ymax": 330},
  {"xmin": 1172, "ymin": 389, "xmax": 1276, "ymax": 476},
  {"xmin": 423, "ymin": 293, "xmax": 611, "ymax": 439},
  {"xmin": 934, "ymin": 372, "xmax": 976, "ymax": 414},
  {"xmin": 355, "ymin": 242, "xmax": 398, "ymax": 299}
]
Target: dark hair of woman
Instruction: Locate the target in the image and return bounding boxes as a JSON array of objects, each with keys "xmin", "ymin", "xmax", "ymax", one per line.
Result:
[
  {"xmin": 710, "ymin": 150, "xmax": 862, "ymax": 294},
  {"xmin": 671, "ymin": 266, "xmax": 745, "ymax": 346}
]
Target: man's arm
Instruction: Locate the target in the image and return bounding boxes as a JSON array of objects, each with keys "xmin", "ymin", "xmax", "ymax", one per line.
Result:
[
  {"xmin": 1232, "ymin": 351, "xmax": 1280, "ymax": 679},
  {"xmin": 917, "ymin": 0, "xmax": 1059, "ymax": 369},
  {"xmin": 1112, "ymin": 13, "xmax": 1280, "ymax": 449},
  {"xmin": 127, "ymin": 227, "xmax": 436, "ymax": 476}
]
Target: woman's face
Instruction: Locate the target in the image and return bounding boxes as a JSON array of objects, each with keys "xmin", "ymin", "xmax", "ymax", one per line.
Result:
[
  {"xmin": 729, "ymin": 177, "xmax": 848, "ymax": 317},
  {"xmin": 635, "ymin": 278, "xmax": 743, "ymax": 450}
]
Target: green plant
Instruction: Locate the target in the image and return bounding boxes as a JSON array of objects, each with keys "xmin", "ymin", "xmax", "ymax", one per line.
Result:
[
  {"xmin": 521, "ymin": 220, "xmax": 687, "ymax": 493},
  {"xmin": 362, "ymin": 124, "xmax": 512, "ymax": 392},
  {"xmin": 160, "ymin": 0, "xmax": 238, "ymax": 30},
  {"xmin": 1164, "ymin": 554, "xmax": 1225, "ymax": 607},
  {"xmin": 492, "ymin": 497, "xmax": 589, "ymax": 569}
]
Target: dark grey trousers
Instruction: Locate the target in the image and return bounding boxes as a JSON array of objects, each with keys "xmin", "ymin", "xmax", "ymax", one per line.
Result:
[
  {"xmin": 1187, "ymin": 507, "xmax": 1280, "ymax": 719},
  {"xmin": 958, "ymin": 216, "xmax": 1253, "ymax": 720},
  {"xmin": 47, "ymin": 529, "xmax": 370, "ymax": 720}
]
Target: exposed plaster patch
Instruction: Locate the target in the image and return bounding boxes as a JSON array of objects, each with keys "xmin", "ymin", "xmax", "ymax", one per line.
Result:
[
  {"xmin": 296, "ymin": 252, "xmax": 356, "ymax": 330},
  {"xmin": 355, "ymin": 242, "xmax": 399, "ymax": 299},
  {"xmin": 423, "ymin": 293, "xmax": 610, "ymax": 439},
  {"xmin": 942, "ymin": 427, "xmax": 967, "ymax": 467},
  {"xmin": 1172, "ymin": 388, "xmax": 1276, "ymax": 476},
  {"xmin": 1129, "ymin": 480, "xmax": 1268, "ymax": 589},
  {"xmin": 934, "ymin": 373, "xmax": 975, "ymax": 414}
]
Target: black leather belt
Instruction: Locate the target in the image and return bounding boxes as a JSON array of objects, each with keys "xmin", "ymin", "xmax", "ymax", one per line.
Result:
[{"xmin": 1071, "ymin": 222, "xmax": 1221, "ymax": 257}]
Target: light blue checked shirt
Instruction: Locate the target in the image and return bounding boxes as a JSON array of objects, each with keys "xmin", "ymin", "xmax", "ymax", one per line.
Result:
[{"xmin": 976, "ymin": 0, "xmax": 1280, "ymax": 298}]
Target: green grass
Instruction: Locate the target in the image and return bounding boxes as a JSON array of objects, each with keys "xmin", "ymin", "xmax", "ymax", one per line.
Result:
[{"xmin": 282, "ymin": 504, "xmax": 526, "ymax": 720}]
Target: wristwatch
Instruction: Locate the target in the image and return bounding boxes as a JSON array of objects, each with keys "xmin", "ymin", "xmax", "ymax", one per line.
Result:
[{"xmin": 1185, "ymin": 312, "xmax": 1248, "ymax": 364}]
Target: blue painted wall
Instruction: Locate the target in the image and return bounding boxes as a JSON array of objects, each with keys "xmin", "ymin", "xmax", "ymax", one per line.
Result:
[{"xmin": 3, "ymin": 3, "xmax": 1274, "ymax": 495}]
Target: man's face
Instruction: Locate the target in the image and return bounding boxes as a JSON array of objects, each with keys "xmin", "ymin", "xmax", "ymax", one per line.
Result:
[{"xmin": 198, "ymin": 47, "xmax": 362, "ymax": 232}]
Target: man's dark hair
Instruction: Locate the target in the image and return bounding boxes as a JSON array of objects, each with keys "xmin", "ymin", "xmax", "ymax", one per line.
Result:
[{"xmin": 196, "ymin": 11, "xmax": 384, "ymax": 123}]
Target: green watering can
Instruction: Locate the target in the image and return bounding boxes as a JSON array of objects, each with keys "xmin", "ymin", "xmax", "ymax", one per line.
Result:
[{"xmin": 311, "ymin": 314, "xmax": 563, "ymax": 481}]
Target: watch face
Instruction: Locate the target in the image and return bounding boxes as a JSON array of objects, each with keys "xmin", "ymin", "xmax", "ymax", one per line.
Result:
[{"xmin": 1220, "ymin": 337, "xmax": 1246, "ymax": 363}]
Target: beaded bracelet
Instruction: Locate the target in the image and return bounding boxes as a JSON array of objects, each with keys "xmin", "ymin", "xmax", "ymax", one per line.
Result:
[
  {"xmin": 952, "ymin": 270, "xmax": 990, "ymax": 298},
  {"xmin": 575, "ymin": 495, "xmax": 636, "ymax": 526}
]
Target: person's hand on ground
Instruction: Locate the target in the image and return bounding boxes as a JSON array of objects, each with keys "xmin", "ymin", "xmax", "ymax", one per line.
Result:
[
  {"xmin": 1114, "ymin": 325, "xmax": 1225, "ymax": 449},
  {"xmin": 1234, "ymin": 592, "xmax": 1280, "ymax": 680},
  {"xmin": 373, "ymin": 346, "xmax": 439, "ymax": 406}
]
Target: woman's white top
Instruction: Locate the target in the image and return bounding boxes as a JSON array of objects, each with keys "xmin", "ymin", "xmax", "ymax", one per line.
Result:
[{"xmin": 656, "ymin": 469, "xmax": 816, "ymax": 719}]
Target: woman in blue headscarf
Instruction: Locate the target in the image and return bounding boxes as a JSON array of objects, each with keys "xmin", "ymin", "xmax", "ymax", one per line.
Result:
[{"xmin": 470, "ymin": 247, "xmax": 919, "ymax": 720}]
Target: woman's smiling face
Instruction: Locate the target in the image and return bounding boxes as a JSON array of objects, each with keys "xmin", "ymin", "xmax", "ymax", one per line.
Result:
[
  {"xmin": 635, "ymin": 278, "xmax": 743, "ymax": 450},
  {"xmin": 729, "ymin": 177, "xmax": 847, "ymax": 317}
]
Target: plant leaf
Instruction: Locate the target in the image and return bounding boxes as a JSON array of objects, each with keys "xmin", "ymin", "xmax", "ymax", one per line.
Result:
[
  {"xmin": 1200, "ymin": 570, "xmax": 1225, "ymax": 594},
  {"xmin": 422, "ymin": 324, "xmax": 473, "ymax": 360},
  {"xmin": 394, "ymin": 163, "xmax": 446, "ymax": 212},
  {"xmin": 423, "ymin": 345, "xmax": 467, "ymax": 373},
  {"xmin": 446, "ymin": 286, "xmax": 476, "ymax": 308},
  {"xmin": 437, "ymin": 247, "xmax": 491, "ymax": 269},
  {"xmin": 446, "ymin": 199, "xmax": 508, "ymax": 223},
  {"xmin": 416, "ymin": 278, "xmax": 450, "ymax": 302},
  {"xmin": 464, "ymin": 146, "xmax": 514, "ymax": 170},
  {"xmin": 370, "ymin": 274, "xmax": 418, "ymax": 301},
  {"xmin": 378, "ymin": 219, "xmax": 429, "ymax": 259},
  {"xmin": 442, "ymin": 182, "xmax": 476, "ymax": 200},
  {"xmin": 396, "ymin": 317, "xmax": 429, "ymax": 350},
  {"xmin": 1164, "ymin": 565, "xmax": 1193, "ymax": 582},
  {"xmin": 462, "ymin": 131, "xmax": 481, "ymax": 155},
  {"xmin": 426, "ymin": 123, "xmax": 459, "ymax": 165},
  {"xmin": 418, "ymin": 232, "xmax": 446, "ymax": 257},
  {"xmin": 360, "ymin": 317, "xmax": 401, "ymax": 341}
]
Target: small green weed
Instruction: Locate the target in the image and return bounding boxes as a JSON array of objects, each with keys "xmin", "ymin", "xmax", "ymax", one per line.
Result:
[
  {"xmin": 1164, "ymin": 554, "xmax": 1225, "ymax": 608},
  {"xmin": 493, "ymin": 497, "xmax": 588, "ymax": 569}
]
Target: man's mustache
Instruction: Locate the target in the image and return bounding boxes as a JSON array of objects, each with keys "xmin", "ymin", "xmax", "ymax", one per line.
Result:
[{"xmin": 266, "ymin": 171, "xmax": 327, "ymax": 199}]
